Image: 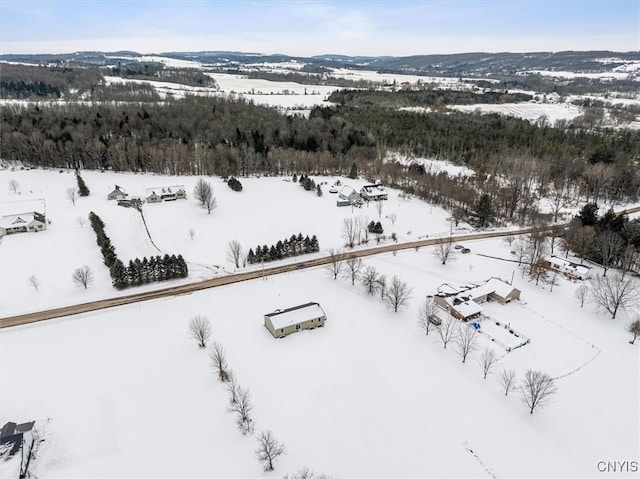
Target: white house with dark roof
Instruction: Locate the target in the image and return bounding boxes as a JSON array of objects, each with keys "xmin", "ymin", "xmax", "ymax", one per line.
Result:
[
  {"xmin": 264, "ymin": 302, "xmax": 327, "ymax": 338},
  {"xmin": 145, "ymin": 185, "xmax": 186, "ymax": 203},
  {"xmin": 360, "ymin": 183, "xmax": 388, "ymax": 201},
  {"xmin": 0, "ymin": 212, "xmax": 46, "ymax": 237},
  {"xmin": 1, "ymin": 420, "xmax": 35, "ymax": 479}
]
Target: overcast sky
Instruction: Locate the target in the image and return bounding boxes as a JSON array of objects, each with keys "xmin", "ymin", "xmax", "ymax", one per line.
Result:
[{"xmin": 1, "ymin": 0, "xmax": 639, "ymax": 56}]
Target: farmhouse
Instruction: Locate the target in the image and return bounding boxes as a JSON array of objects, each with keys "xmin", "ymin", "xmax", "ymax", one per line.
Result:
[
  {"xmin": 145, "ymin": 185, "xmax": 186, "ymax": 203},
  {"xmin": 542, "ymin": 255, "xmax": 590, "ymax": 280},
  {"xmin": 107, "ymin": 185, "xmax": 127, "ymax": 200},
  {"xmin": 264, "ymin": 302, "xmax": 326, "ymax": 338},
  {"xmin": 0, "ymin": 420, "xmax": 35, "ymax": 479},
  {"xmin": 337, "ymin": 185, "xmax": 362, "ymax": 207},
  {"xmin": 0, "ymin": 212, "xmax": 46, "ymax": 237},
  {"xmin": 360, "ymin": 183, "xmax": 388, "ymax": 201},
  {"xmin": 433, "ymin": 277, "xmax": 520, "ymax": 321}
]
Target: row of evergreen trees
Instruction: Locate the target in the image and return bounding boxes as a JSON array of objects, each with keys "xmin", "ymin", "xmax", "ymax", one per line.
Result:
[
  {"xmin": 76, "ymin": 170, "xmax": 90, "ymax": 196},
  {"xmin": 247, "ymin": 233, "xmax": 320, "ymax": 264},
  {"xmin": 110, "ymin": 255, "xmax": 188, "ymax": 289},
  {"xmin": 89, "ymin": 211, "xmax": 117, "ymax": 269},
  {"xmin": 88, "ymin": 211, "xmax": 188, "ymax": 289}
]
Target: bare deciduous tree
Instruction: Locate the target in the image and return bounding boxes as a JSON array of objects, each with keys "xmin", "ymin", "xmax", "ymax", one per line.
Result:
[
  {"xmin": 377, "ymin": 274, "xmax": 387, "ymax": 300},
  {"xmin": 498, "ymin": 368, "xmax": 516, "ymax": 396},
  {"xmin": 194, "ymin": 178, "xmax": 217, "ymax": 214},
  {"xmin": 455, "ymin": 323, "xmax": 478, "ymax": 363},
  {"xmin": 326, "ymin": 248, "xmax": 344, "ymax": 280},
  {"xmin": 230, "ymin": 386, "xmax": 254, "ymax": 434},
  {"xmin": 225, "ymin": 372, "xmax": 240, "ymax": 404},
  {"xmin": 76, "ymin": 216, "xmax": 86, "ymax": 228},
  {"xmin": 66, "ymin": 187, "xmax": 78, "ymax": 205},
  {"xmin": 520, "ymin": 369, "xmax": 557, "ymax": 414},
  {"xmin": 342, "ymin": 217, "xmax": 359, "ymax": 248},
  {"xmin": 209, "ymin": 342, "xmax": 230, "ymax": 382},
  {"xmin": 8, "ymin": 179, "xmax": 20, "ymax": 193},
  {"xmin": 417, "ymin": 297, "xmax": 439, "ymax": 336},
  {"xmin": 593, "ymin": 231, "xmax": 623, "ymax": 276},
  {"xmin": 388, "ymin": 212, "xmax": 398, "ymax": 225},
  {"xmin": 512, "ymin": 237, "xmax": 528, "ymax": 266},
  {"xmin": 479, "ymin": 348, "xmax": 498, "ymax": 379},
  {"xmin": 384, "ymin": 275, "xmax": 413, "ymax": 312},
  {"xmin": 588, "ymin": 273, "xmax": 640, "ymax": 319},
  {"xmin": 255, "ymin": 430, "xmax": 286, "ymax": 471},
  {"xmin": 360, "ymin": 266, "xmax": 380, "ymax": 295},
  {"xmin": 227, "ymin": 240, "xmax": 243, "ymax": 268},
  {"xmin": 72, "ymin": 265, "xmax": 94, "ymax": 289},
  {"xmin": 189, "ymin": 315, "xmax": 211, "ymax": 348},
  {"xmin": 194, "ymin": 178, "xmax": 212, "ymax": 205},
  {"xmin": 375, "ymin": 201, "xmax": 383, "ymax": 218},
  {"xmin": 575, "ymin": 284, "xmax": 589, "ymax": 307},
  {"xmin": 628, "ymin": 319, "xmax": 640, "ymax": 345},
  {"xmin": 189, "ymin": 228, "xmax": 195, "ymax": 240},
  {"xmin": 204, "ymin": 193, "xmax": 217, "ymax": 214},
  {"xmin": 28, "ymin": 274, "xmax": 41, "ymax": 291},
  {"xmin": 434, "ymin": 236, "xmax": 453, "ymax": 265},
  {"xmin": 437, "ymin": 315, "xmax": 458, "ymax": 349},
  {"xmin": 343, "ymin": 256, "xmax": 363, "ymax": 285}
]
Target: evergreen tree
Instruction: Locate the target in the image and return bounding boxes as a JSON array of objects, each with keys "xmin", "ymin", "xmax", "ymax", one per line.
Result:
[
  {"xmin": 177, "ymin": 255, "xmax": 189, "ymax": 277},
  {"xmin": 310, "ymin": 235, "xmax": 319, "ymax": 252},
  {"xmin": 577, "ymin": 203, "xmax": 599, "ymax": 227},
  {"xmin": 75, "ymin": 170, "xmax": 90, "ymax": 196},
  {"xmin": 247, "ymin": 248, "xmax": 255, "ymax": 264},
  {"xmin": 316, "ymin": 184, "xmax": 323, "ymax": 196},
  {"xmin": 110, "ymin": 259, "xmax": 128, "ymax": 289},
  {"xmin": 348, "ymin": 162, "xmax": 358, "ymax": 179},
  {"xmin": 469, "ymin": 194, "xmax": 495, "ymax": 228},
  {"xmin": 292, "ymin": 173, "xmax": 298, "ymax": 182}
]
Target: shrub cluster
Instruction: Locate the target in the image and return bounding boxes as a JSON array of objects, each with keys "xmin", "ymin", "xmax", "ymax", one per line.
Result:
[
  {"xmin": 298, "ymin": 174, "xmax": 316, "ymax": 192},
  {"xmin": 227, "ymin": 177, "xmax": 243, "ymax": 191},
  {"xmin": 247, "ymin": 234, "xmax": 319, "ymax": 264},
  {"xmin": 367, "ymin": 221, "xmax": 384, "ymax": 234}
]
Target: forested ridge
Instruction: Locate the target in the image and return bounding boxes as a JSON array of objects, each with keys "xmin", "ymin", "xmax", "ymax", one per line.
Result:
[{"xmin": 2, "ymin": 90, "xmax": 639, "ymax": 225}]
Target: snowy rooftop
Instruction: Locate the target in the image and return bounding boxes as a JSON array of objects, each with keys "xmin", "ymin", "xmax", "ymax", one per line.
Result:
[
  {"xmin": 145, "ymin": 185, "xmax": 185, "ymax": 195},
  {"xmin": 451, "ymin": 299, "xmax": 483, "ymax": 317},
  {"xmin": 265, "ymin": 302, "xmax": 325, "ymax": 330},
  {"xmin": 1, "ymin": 213, "xmax": 38, "ymax": 228}
]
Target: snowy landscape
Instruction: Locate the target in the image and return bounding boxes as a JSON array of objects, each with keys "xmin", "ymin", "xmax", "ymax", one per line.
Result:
[
  {"xmin": 1, "ymin": 166, "xmax": 638, "ymax": 477},
  {"xmin": 1, "ymin": 25, "xmax": 640, "ymax": 477}
]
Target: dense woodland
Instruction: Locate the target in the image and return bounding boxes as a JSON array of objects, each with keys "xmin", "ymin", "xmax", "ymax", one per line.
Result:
[{"xmin": 1, "ymin": 60, "xmax": 639, "ymax": 227}]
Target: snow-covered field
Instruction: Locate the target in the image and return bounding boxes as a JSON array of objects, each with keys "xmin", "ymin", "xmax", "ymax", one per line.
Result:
[
  {"xmin": 0, "ymin": 168, "xmax": 456, "ymax": 317},
  {"xmin": 448, "ymin": 102, "xmax": 584, "ymax": 125},
  {"xmin": 1, "ymin": 167, "xmax": 639, "ymax": 477}
]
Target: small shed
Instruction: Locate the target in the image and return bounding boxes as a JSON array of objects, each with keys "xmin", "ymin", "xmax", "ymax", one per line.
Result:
[
  {"xmin": 0, "ymin": 421, "xmax": 35, "ymax": 479},
  {"xmin": 264, "ymin": 302, "xmax": 326, "ymax": 338}
]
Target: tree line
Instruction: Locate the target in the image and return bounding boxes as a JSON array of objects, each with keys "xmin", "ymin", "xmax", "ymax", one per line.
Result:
[
  {"xmin": 88, "ymin": 211, "xmax": 188, "ymax": 289},
  {"xmin": 246, "ymin": 234, "xmax": 320, "ymax": 264}
]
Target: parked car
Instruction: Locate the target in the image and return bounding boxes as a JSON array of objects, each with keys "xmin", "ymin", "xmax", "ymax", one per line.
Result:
[
  {"xmin": 454, "ymin": 244, "xmax": 464, "ymax": 250},
  {"xmin": 329, "ymin": 186, "xmax": 338, "ymax": 193},
  {"xmin": 461, "ymin": 248, "xmax": 471, "ymax": 254}
]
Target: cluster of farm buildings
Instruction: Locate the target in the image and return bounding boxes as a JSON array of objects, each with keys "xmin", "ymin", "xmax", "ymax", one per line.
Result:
[{"xmin": 107, "ymin": 184, "xmax": 186, "ymax": 204}]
